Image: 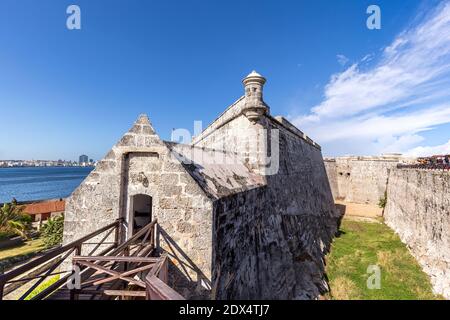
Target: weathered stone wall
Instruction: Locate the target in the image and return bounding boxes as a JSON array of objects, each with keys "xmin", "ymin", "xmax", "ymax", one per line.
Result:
[
  {"xmin": 192, "ymin": 96, "xmax": 245, "ymax": 146},
  {"xmin": 324, "ymin": 160, "xmax": 338, "ymax": 200},
  {"xmin": 64, "ymin": 111, "xmax": 337, "ymax": 300},
  {"xmin": 64, "ymin": 71, "xmax": 339, "ymax": 300},
  {"xmin": 324, "ymin": 157, "xmax": 399, "ymax": 205},
  {"xmin": 212, "ymin": 116, "xmax": 338, "ymax": 300},
  {"xmin": 64, "ymin": 116, "xmax": 214, "ymax": 299},
  {"xmin": 193, "ymin": 111, "xmax": 268, "ymax": 173},
  {"xmin": 384, "ymin": 169, "xmax": 450, "ymax": 298},
  {"xmin": 192, "ymin": 88, "xmax": 338, "ymax": 299}
]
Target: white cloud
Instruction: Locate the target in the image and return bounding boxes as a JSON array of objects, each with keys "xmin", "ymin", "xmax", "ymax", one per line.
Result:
[
  {"xmin": 336, "ymin": 54, "xmax": 349, "ymax": 66},
  {"xmin": 406, "ymin": 140, "xmax": 450, "ymax": 157},
  {"xmin": 291, "ymin": 1, "xmax": 450, "ymax": 157},
  {"xmin": 361, "ymin": 54, "xmax": 373, "ymax": 62}
]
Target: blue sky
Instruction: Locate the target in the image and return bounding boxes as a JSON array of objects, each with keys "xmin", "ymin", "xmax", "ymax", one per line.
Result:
[{"xmin": 0, "ymin": 0, "xmax": 449, "ymax": 160}]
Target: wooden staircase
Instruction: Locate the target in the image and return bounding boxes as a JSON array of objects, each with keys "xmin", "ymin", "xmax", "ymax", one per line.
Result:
[{"xmin": 0, "ymin": 219, "xmax": 184, "ymax": 300}]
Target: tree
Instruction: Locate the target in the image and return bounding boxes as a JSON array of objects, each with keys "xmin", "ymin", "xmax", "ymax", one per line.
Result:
[
  {"xmin": 0, "ymin": 201, "xmax": 32, "ymax": 239},
  {"xmin": 41, "ymin": 216, "xmax": 64, "ymax": 248}
]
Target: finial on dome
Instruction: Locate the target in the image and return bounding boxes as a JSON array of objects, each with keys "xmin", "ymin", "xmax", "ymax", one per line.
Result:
[{"xmin": 243, "ymin": 70, "xmax": 266, "ymax": 85}]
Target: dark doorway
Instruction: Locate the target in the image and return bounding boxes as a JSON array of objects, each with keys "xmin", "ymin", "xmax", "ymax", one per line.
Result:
[{"xmin": 130, "ymin": 194, "xmax": 152, "ymax": 236}]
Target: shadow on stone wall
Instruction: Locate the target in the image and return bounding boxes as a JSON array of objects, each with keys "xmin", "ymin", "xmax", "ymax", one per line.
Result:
[
  {"xmin": 334, "ymin": 203, "xmax": 346, "ymax": 236},
  {"xmin": 211, "ymin": 185, "xmax": 342, "ymax": 300},
  {"xmin": 335, "ymin": 203, "xmax": 346, "ymax": 218},
  {"xmin": 157, "ymin": 226, "xmax": 211, "ymax": 299}
]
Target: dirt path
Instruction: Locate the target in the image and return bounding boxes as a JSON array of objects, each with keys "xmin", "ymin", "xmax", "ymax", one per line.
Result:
[{"xmin": 335, "ymin": 201, "xmax": 383, "ymax": 223}]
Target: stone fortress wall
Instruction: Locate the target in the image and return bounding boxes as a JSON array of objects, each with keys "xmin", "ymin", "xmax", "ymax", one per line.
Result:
[
  {"xmin": 324, "ymin": 155, "xmax": 403, "ymax": 205},
  {"xmin": 208, "ymin": 114, "xmax": 338, "ymax": 299},
  {"xmin": 324, "ymin": 155, "xmax": 450, "ymax": 299},
  {"xmin": 63, "ymin": 71, "xmax": 338, "ymax": 300},
  {"xmin": 384, "ymin": 169, "xmax": 450, "ymax": 299},
  {"xmin": 192, "ymin": 71, "xmax": 338, "ymax": 299},
  {"xmin": 63, "ymin": 116, "xmax": 215, "ymax": 299}
]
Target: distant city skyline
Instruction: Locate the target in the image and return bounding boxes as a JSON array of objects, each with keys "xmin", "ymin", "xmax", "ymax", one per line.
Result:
[
  {"xmin": 79, "ymin": 154, "xmax": 89, "ymax": 164},
  {"xmin": 1, "ymin": 0, "xmax": 449, "ymax": 159},
  {"xmin": 0, "ymin": 157, "xmax": 95, "ymax": 162},
  {"xmin": 0, "ymin": 159, "xmax": 96, "ymax": 168}
]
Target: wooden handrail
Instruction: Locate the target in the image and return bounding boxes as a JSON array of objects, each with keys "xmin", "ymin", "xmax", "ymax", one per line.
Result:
[
  {"xmin": 72, "ymin": 256, "xmax": 159, "ymax": 263},
  {"xmin": 0, "ymin": 218, "xmax": 123, "ymax": 300},
  {"xmin": 0, "ymin": 218, "xmax": 161, "ymax": 300},
  {"xmin": 110, "ymin": 219, "xmax": 157, "ymax": 256},
  {"xmin": 144, "ymin": 254, "xmax": 185, "ymax": 300},
  {"xmin": 145, "ymin": 276, "xmax": 185, "ymax": 300},
  {"xmin": 0, "ymin": 219, "xmax": 122, "ymax": 284},
  {"xmin": 65, "ymin": 219, "xmax": 159, "ymax": 300}
]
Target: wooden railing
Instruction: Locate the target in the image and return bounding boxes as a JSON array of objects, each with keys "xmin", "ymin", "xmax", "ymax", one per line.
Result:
[
  {"xmin": 69, "ymin": 219, "xmax": 184, "ymax": 300},
  {"xmin": 0, "ymin": 218, "xmax": 184, "ymax": 300},
  {"xmin": 145, "ymin": 254, "xmax": 185, "ymax": 300},
  {"xmin": 0, "ymin": 218, "xmax": 123, "ymax": 300},
  {"xmin": 69, "ymin": 219, "xmax": 159, "ymax": 300}
]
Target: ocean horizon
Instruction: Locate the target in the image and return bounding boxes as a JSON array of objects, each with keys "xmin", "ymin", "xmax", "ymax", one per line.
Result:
[{"xmin": 0, "ymin": 166, "xmax": 93, "ymax": 204}]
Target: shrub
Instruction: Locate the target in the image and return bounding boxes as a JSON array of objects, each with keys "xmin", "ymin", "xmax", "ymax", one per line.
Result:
[
  {"xmin": 0, "ymin": 230, "xmax": 14, "ymax": 241},
  {"xmin": 378, "ymin": 191, "xmax": 387, "ymax": 209},
  {"xmin": 0, "ymin": 200, "xmax": 32, "ymax": 239},
  {"xmin": 41, "ymin": 216, "xmax": 64, "ymax": 248}
]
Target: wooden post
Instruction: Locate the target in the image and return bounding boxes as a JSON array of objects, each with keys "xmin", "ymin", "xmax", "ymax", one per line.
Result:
[
  {"xmin": 150, "ymin": 227, "xmax": 155, "ymax": 249},
  {"xmin": 159, "ymin": 256, "xmax": 169, "ymax": 284},
  {"xmin": 75, "ymin": 244, "xmax": 82, "ymax": 256},
  {"xmin": 114, "ymin": 220, "xmax": 120, "ymax": 247},
  {"xmin": 38, "ymin": 214, "xmax": 43, "ymax": 231},
  {"xmin": 124, "ymin": 246, "xmax": 129, "ymax": 272},
  {"xmin": 0, "ymin": 280, "xmax": 5, "ymax": 301},
  {"xmin": 155, "ymin": 223, "xmax": 160, "ymax": 252}
]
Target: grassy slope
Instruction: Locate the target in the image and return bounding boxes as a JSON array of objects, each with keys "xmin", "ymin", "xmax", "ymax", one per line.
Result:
[
  {"xmin": 0, "ymin": 238, "xmax": 45, "ymax": 261},
  {"xmin": 0, "ymin": 239, "xmax": 60, "ymax": 300},
  {"xmin": 326, "ymin": 219, "xmax": 442, "ymax": 300}
]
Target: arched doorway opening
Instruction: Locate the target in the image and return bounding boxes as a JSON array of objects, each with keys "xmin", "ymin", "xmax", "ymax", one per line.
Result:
[{"xmin": 129, "ymin": 194, "xmax": 152, "ymax": 237}]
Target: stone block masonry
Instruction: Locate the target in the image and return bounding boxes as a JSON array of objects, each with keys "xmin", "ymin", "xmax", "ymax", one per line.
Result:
[
  {"xmin": 324, "ymin": 156, "xmax": 401, "ymax": 205},
  {"xmin": 63, "ymin": 116, "xmax": 215, "ymax": 299},
  {"xmin": 63, "ymin": 71, "xmax": 338, "ymax": 300},
  {"xmin": 384, "ymin": 168, "xmax": 450, "ymax": 298},
  {"xmin": 211, "ymin": 116, "xmax": 338, "ymax": 299}
]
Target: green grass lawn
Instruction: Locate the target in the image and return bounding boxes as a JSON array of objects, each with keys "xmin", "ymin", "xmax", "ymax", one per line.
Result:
[
  {"xmin": 0, "ymin": 238, "xmax": 61, "ymax": 300},
  {"xmin": 0, "ymin": 238, "xmax": 45, "ymax": 261},
  {"xmin": 326, "ymin": 219, "xmax": 443, "ymax": 300},
  {"xmin": 24, "ymin": 275, "xmax": 60, "ymax": 300}
]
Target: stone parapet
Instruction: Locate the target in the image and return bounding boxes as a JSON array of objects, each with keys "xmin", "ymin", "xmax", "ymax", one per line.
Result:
[{"xmin": 385, "ymin": 169, "xmax": 450, "ymax": 299}]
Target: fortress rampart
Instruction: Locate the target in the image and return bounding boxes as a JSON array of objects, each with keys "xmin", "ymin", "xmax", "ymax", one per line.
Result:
[
  {"xmin": 325, "ymin": 155, "xmax": 450, "ymax": 299},
  {"xmin": 384, "ymin": 168, "xmax": 450, "ymax": 298},
  {"xmin": 63, "ymin": 71, "xmax": 338, "ymax": 300},
  {"xmin": 324, "ymin": 156, "xmax": 400, "ymax": 205}
]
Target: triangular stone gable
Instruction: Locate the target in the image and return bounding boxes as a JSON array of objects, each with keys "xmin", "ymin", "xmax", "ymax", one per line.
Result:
[
  {"xmin": 80, "ymin": 114, "xmax": 164, "ymax": 183},
  {"xmin": 65, "ymin": 113, "xmax": 211, "ymax": 240},
  {"xmin": 116, "ymin": 114, "xmax": 162, "ymax": 149},
  {"xmin": 83, "ymin": 114, "xmax": 207, "ymax": 189}
]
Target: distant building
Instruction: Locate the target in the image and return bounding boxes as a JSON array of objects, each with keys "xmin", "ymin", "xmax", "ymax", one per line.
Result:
[
  {"xmin": 79, "ymin": 155, "xmax": 88, "ymax": 164},
  {"xmin": 24, "ymin": 199, "xmax": 65, "ymax": 229}
]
